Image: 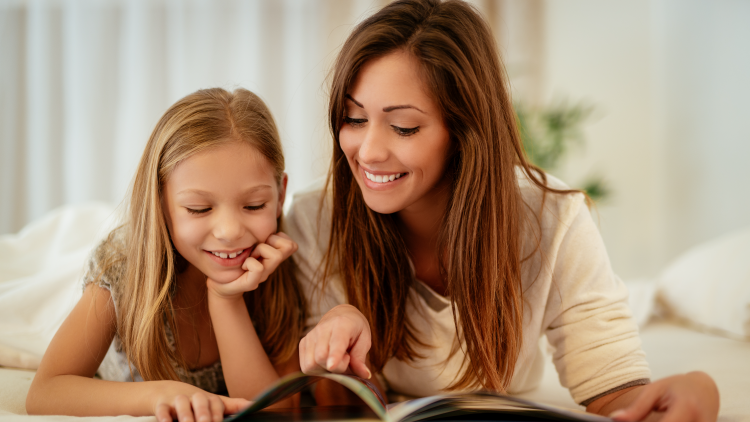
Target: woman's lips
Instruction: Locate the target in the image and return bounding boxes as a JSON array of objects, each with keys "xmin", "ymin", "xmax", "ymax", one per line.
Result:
[{"xmin": 360, "ymin": 166, "xmax": 407, "ymax": 190}]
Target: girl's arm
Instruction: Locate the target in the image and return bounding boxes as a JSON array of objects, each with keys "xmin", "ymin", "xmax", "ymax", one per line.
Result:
[
  {"xmin": 207, "ymin": 232, "xmax": 300, "ymax": 407},
  {"xmin": 26, "ymin": 284, "xmax": 247, "ymax": 422}
]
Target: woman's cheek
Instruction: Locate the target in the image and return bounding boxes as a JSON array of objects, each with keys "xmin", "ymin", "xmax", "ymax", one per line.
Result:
[{"xmin": 339, "ymin": 128, "xmax": 358, "ymax": 160}]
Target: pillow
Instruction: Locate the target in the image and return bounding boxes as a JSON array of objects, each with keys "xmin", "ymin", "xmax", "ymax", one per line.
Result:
[
  {"xmin": 622, "ymin": 278, "xmax": 657, "ymax": 328},
  {"xmin": 656, "ymin": 227, "xmax": 750, "ymax": 339},
  {"xmin": 0, "ymin": 202, "xmax": 117, "ymax": 369}
]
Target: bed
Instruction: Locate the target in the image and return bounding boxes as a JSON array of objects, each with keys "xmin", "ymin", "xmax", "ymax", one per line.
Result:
[{"xmin": 1, "ymin": 203, "xmax": 748, "ymax": 421}]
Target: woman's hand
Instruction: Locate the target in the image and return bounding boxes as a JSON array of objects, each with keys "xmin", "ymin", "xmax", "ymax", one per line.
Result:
[
  {"xmin": 299, "ymin": 304, "xmax": 372, "ymax": 379},
  {"xmin": 605, "ymin": 372, "xmax": 719, "ymax": 422},
  {"xmin": 152, "ymin": 382, "xmax": 250, "ymax": 422},
  {"xmin": 207, "ymin": 232, "xmax": 298, "ymax": 299}
]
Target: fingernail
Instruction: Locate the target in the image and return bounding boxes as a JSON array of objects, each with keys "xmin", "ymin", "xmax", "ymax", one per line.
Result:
[
  {"xmin": 365, "ymin": 367, "xmax": 372, "ymax": 379},
  {"xmin": 326, "ymin": 357, "xmax": 335, "ymax": 370},
  {"xmin": 609, "ymin": 410, "xmax": 626, "ymax": 419}
]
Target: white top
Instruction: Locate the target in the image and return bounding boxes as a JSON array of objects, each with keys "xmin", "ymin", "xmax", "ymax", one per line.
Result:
[{"xmin": 284, "ymin": 173, "xmax": 650, "ymax": 405}]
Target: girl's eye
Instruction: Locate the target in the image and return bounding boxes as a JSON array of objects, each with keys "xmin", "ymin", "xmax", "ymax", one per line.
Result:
[
  {"xmin": 391, "ymin": 125, "xmax": 420, "ymax": 137},
  {"xmin": 343, "ymin": 116, "xmax": 367, "ymax": 128},
  {"xmin": 186, "ymin": 207, "xmax": 211, "ymax": 214},
  {"xmin": 245, "ymin": 203, "xmax": 267, "ymax": 211}
]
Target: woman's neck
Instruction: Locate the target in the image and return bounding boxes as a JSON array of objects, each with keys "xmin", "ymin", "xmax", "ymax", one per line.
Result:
[
  {"xmin": 397, "ymin": 178, "xmax": 451, "ymax": 295},
  {"xmin": 397, "ymin": 178, "xmax": 451, "ymax": 246}
]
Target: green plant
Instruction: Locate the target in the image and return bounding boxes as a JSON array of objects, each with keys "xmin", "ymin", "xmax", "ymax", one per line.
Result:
[{"xmin": 515, "ymin": 101, "xmax": 609, "ymax": 202}]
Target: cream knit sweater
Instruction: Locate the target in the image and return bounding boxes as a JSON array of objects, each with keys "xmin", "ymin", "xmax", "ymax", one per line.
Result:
[{"xmin": 285, "ymin": 172, "xmax": 650, "ymax": 405}]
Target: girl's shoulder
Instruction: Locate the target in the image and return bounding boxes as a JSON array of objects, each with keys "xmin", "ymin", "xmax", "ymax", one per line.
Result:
[{"xmin": 83, "ymin": 226, "xmax": 128, "ymax": 297}]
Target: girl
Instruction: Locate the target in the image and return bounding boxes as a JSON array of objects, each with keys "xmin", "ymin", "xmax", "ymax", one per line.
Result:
[
  {"xmin": 26, "ymin": 88, "xmax": 306, "ymax": 422},
  {"xmin": 289, "ymin": 0, "xmax": 720, "ymax": 421}
]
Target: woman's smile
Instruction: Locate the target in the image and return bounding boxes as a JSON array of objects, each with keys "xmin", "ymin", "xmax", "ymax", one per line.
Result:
[
  {"xmin": 339, "ymin": 50, "xmax": 452, "ymax": 215},
  {"xmin": 360, "ymin": 166, "xmax": 409, "ymax": 190}
]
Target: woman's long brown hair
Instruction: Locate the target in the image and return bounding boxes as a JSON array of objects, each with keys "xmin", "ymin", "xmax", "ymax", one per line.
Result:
[
  {"xmin": 324, "ymin": 0, "xmax": 574, "ymax": 392},
  {"xmin": 96, "ymin": 88, "xmax": 306, "ymax": 381}
]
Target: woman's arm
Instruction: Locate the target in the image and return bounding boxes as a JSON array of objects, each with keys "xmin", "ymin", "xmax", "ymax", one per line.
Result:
[
  {"xmin": 207, "ymin": 232, "xmax": 300, "ymax": 407},
  {"xmin": 299, "ymin": 304, "xmax": 387, "ymax": 406},
  {"xmin": 586, "ymin": 372, "xmax": 719, "ymax": 422},
  {"xmin": 27, "ymin": 284, "xmax": 247, "ymax": 422}
]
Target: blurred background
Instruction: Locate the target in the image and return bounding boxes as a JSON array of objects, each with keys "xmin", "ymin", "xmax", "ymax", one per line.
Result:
[{"xmin": 1, "ymin": 0, "xmax": 749, "ymax": 280}]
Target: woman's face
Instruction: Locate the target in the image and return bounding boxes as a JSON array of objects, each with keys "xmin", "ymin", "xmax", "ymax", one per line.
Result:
[
  {"xmin": 162, "ymin": 141, "xmax": 285, "ymax": 284},
  {"xmin": 339, "ymin": 50, "xmax": 452, "ymax": 216}
]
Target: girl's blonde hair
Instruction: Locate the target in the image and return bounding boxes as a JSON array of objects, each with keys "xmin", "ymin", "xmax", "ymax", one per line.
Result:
[{"xmin": 98, "ymin": 88, "xmax": 305, "ymax": 381}]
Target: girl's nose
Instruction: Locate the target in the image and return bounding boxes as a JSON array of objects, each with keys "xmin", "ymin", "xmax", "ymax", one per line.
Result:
[
  {"xmin": 357, "ymin": 125, "xmax": 389, "ymax": 164},
  {"xmin": 212, "ymin": 209, "xmax": 245, "ymax": 243}
]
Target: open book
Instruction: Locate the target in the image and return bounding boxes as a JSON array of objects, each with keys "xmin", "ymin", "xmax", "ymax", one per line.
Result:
[{"xmin": 225, "ymin": 372, "xmax": 612, "ymax": 422}]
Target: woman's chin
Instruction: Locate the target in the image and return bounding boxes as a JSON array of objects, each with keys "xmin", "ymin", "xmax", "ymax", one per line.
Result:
[{"xmin": 361, "ymin": 195, "xmax": 404, "ymax": 215}]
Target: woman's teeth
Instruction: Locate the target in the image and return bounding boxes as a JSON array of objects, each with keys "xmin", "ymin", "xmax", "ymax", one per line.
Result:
[
  {"xmin": 364, "ymin": 170, "xmax": 405, "ymax": 183},
  {"xmin": 212, "ymin": 249, "xmax": 244, "ymax": 259}
]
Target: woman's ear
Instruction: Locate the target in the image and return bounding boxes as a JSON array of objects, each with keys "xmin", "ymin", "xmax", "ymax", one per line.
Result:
[{"xmin": 277, "ymin": 173, "xmax": 288, "ymax": 218}]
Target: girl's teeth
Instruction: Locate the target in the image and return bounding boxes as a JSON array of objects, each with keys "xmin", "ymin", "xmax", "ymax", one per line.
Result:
[
  {"xmin": 364, "ymin": 171, "xmax": 403, "ymax": 183},
  {"xmin": 212, "ymin": 249, "xmax": 244, "ymax": 259}
]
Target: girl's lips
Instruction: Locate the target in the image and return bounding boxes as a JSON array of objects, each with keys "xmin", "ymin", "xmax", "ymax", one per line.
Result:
[
  {"xmin": 204, "ymin": 247, "xmax": 252, "ymax": 267},
  {"xmin": 359, "ymin": 166, "xmax": 408, "ymax": 191}
]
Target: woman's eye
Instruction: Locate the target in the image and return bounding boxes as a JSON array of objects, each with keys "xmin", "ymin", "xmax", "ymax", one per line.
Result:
[
  {"xmin": 186, "ymin": 207, "xmax": 211, "ymax": 214},
  {"xmin": 343, "ymin": 116, "xmax": 367, "ymax": 127},
  {"xmin": 245, "ymin": 203, "xmax": 267, "ymax": 211},
  {"xmin": 391, "ymin": 125, "xmax": 420, "ymax": 137}
]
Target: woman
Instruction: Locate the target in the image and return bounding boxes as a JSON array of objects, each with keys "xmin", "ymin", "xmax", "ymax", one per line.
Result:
[{"xmin": 288, "ymin": 0, "xmax": 719, "ymax": 420}]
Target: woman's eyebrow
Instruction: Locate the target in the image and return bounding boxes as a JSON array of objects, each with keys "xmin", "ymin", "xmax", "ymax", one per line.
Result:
[
  {"xmin": 383, "ymin": 104, "xmax": 425, "ymax": 113},
  {"xmin": 345, "ymin": 94, "xmax": 364, "ymax": 108},
  {"xmin": 346, "ymin": 94, "xmax": 425, "ymax": 114}
]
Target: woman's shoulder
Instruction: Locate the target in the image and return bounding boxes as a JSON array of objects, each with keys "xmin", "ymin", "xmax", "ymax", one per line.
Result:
[
  {"xmin": 516, "ymin": 167, "xmax": 588, "ymax": 231},
  {"xmin": 284, "ymin": 178, "xmax": 332, "ymax": 254}
]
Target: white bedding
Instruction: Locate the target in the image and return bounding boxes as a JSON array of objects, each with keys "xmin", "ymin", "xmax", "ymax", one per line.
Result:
[{"xmin": 1, "ymin": 203, "xmax": 748, "ymax": 421}]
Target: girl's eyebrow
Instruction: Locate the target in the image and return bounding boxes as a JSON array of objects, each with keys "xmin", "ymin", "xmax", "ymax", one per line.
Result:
[
  {"xmin": 345, "ymin": 94, "xmax": 424, "ymax": 114},
  {"xmin": 176, "ymin": 185, "xmax": 272, "ymax": 197}
]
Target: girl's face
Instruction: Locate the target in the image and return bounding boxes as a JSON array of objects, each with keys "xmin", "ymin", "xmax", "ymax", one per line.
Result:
[
  {"xmin": 162, "ymin": 141, "xmax": 285, "ymax": 284},
  {"xmin": 339, "ymin": 50, "xmax": 452, "ymax": 216}
]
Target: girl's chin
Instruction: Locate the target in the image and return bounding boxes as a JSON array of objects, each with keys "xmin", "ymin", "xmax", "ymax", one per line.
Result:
[{"xmin": 206, "ymin": 270, "xmax": 244, "ymax": 284}]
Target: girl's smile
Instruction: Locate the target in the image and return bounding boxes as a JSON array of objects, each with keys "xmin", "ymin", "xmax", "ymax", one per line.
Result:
[
  {"xmin": 204, "ymin": 246, "xmax": 252, "ymax": 268},
  {"xmin": 162, "ymin": 140, "xmax": 284, "ymax": 284}
]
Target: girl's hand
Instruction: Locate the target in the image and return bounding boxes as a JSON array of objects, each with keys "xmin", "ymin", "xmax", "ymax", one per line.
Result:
[
  {"xmin": 609, "ymin": 372, "xmax": 719, "ymax": 422},
  {"xmin": 299, "ymin": 304, "xmax": 372, "ymax": 379},
  {"xmin": 153, "ymin": 385, "xmax": 250, "ymax": 422},
  {"xmin": 207, "ymin": 232, "xmax": 298, "ymax": 299}
]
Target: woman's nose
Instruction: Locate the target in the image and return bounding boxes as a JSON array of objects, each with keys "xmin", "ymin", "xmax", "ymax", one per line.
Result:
[{"xmin": 357, "ymin": 125, "xmax": 389, "ymax": 164}]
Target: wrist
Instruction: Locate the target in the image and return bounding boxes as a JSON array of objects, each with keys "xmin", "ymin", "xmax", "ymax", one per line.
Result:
[
  {"xmin": 207, "ymin": 288, "xmax": 246, "ymax": 303},
  {"xmin": 207, "ymin": 290, "xmax": 248, "ymax": 316}
]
